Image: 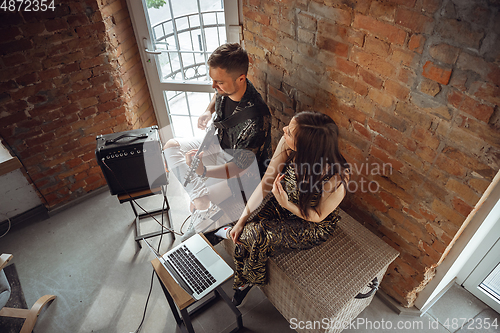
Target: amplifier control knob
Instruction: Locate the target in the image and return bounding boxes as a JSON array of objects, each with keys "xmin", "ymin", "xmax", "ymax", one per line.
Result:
[
  {"xmin": 130, "ymin": 151, "xmax": 134, "ymax": 155},
  {"xmin": 115, "ymin": 154, "xmax": 119, "ymax": 158},
  {"xmin": 124, "ymin": 152, "xmax": 128, "ymax": 156}
]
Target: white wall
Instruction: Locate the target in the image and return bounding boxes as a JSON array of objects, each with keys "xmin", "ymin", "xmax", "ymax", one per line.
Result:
[
  {"xmin": 457, "ymin": 201, "xmax": 500, "ymax": 285},
  {"xmin": 415, "ymin": 171, "xmax": 500, "ymax": 311},
  {"xmin": 0, "ymin": 144, "xmax": 12, "ymax": 161},
  {"xmin": 0, "ymin": 144, "xmax": 42, "ymax": 220}
]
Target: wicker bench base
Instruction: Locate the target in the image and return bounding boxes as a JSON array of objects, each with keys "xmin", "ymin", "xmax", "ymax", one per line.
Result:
[{"xmin": 223, "ymin": 209, "xmax": 399, "ymax": 333}]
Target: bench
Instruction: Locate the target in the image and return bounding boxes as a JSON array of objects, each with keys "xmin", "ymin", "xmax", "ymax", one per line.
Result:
[{"xmin": 222, "ymin": 209, "xmax": 399, "ymax": 333}]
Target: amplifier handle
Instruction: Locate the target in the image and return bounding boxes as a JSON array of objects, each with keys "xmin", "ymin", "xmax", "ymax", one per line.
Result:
[{"xmin": 105, "ymin": 133, "xmax": 148, "ymax": 145}]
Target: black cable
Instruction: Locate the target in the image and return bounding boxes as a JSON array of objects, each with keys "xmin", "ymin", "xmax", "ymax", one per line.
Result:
[
  {"xmin": 132, "ymin": 187, "xmax": 167, "ymax": 333},
  {"xmin": 179, "ymin": 214, "xmax": 192, "ymax": 234},
  {"xmin": 0, "ymin": 216, "xmax": 11, "ymax": 238},
  {"xmin": 133, "ymin": 268, "xmax": 156, "ymax": 333}
]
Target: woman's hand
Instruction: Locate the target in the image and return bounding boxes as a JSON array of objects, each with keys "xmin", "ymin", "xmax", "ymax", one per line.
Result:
[
  {"xmin": 230, "ymin": 223, "xmax": 244, "ymax": 245},
  {"xmin": 185, "ymin": 149, "xmax": 205, "ymax": 175},
  {"xmin": 272, "ymin": 173, "xmax": 289, "ymax": 209}
]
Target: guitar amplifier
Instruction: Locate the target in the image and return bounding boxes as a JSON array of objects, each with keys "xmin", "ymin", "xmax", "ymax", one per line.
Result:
[{"xmin": 95, "ymin": 126, "xmax": 168, "ymax": 195}]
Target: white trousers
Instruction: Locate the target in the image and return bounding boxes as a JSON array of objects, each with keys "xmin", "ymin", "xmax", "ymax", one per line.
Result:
[
  {"xmin": 163, "ymin": 136, "xmax": 233, "ymax": 204},
  {"xmin": 163, "ymin": 136, "xmax": 260, "ymax": 208}
]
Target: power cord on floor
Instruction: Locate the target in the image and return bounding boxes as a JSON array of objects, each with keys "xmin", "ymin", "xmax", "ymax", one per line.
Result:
[
  {"xmin": 131, "ymin": 263, "xmax": 156, "ymax": 333},
  {"xmin": 179, "ymin": 214, "xmax": 192, "ymax": 235},
  {"xmin": 0, "ymin": 217, "xmax": 11, "ymax": 238},
  {"xmin": 131, "ymin": 187, "xmax": 167, "ymax": 333}
]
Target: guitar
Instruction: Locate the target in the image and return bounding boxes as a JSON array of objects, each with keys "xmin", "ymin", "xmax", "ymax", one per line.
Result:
[{"xmin": 183, "ymin": 123, "xmax": 216, "ymax": 187}]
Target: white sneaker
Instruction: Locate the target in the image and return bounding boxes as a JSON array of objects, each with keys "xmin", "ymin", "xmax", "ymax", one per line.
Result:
[
  {"xmin": 180, "ymin": 203, "xmax": 224, "ymax": 242},
  {"xmin": 179, "ymin": 223, "xmax": 197, "ymax": 242},
  {"xmin": 214, "ymin": 225, "xmax": 232, "ymax": 239}
]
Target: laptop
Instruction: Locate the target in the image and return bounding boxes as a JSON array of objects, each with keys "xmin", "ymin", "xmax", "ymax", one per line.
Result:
[{"xmin": 144, "ymin": 233, "xmax": 233, "ymax": 300}]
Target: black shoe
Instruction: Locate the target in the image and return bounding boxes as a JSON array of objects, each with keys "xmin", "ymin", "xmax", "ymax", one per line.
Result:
[
  {"xmin": 232, "ymin": 285, "xmax": 253, "ymax": 306},
  {"xmin": 204, "ymin": 230, "xmax": 223, "ymax": 246}
]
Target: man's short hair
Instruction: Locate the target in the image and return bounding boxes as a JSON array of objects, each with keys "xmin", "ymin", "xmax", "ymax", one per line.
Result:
[{"xmin": 207, "ymin": 43, "xmax": 249, "ymax": 78}]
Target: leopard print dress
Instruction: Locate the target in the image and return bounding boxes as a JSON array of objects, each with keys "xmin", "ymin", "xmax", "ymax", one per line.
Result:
[{"xmin": 233, "ymin": 163, "xmax": 341, "ymax": 289}]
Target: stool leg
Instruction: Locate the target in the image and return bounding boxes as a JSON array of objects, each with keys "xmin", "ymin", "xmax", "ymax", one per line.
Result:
[
  {"xmin": 156, "ymin": 273, "xmax": 183, "ymax": 327},
  {"xmin": 215, "ymin": 286, "xmax": 243, "ymax": 332},
  {"xmin": 156, "ymin": 272, "xmax": 196, "ymax": 332},
  {"xmin": 129, "ymin": 202, "xmax": 142, "ymax": 248},
  {"xmin": 163, "ymin": 194, "xmax": 174, "ymax": 241},
  {"xmin": 180, "ymin": 308, "xmax": 195, "ymax": 333},
  {"xmin": 135, "ymin": 216, "xmax": 142, "ymax": 248}
]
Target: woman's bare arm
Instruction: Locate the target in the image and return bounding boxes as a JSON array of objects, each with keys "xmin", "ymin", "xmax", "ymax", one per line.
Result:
[
  {"xmin": 230, "ymin": 136, "xmax": 291, "ymax": 243},
  {"xmin": 273, "ymin": 174, "xmax": 346, "ymax": 223}
]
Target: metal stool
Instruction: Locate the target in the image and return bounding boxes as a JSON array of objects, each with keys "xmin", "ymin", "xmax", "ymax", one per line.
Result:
[{"xmin": 118, "ymin": 186, "xmax": 172, "ymax": 248}]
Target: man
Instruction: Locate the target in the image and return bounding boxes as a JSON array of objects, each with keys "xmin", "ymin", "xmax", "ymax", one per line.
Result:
[{"xmin": 163, "ymin": 43, "xmax": 272, "ymax": 240}]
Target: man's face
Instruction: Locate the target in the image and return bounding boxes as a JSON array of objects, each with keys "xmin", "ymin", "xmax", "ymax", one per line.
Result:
[{"xmin": 209, "ymin": 66, "xmax": 243, "ymax": 97}]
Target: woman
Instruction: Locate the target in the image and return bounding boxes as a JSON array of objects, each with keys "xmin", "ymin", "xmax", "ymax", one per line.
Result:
[{"xmin": 216, "ymin": 111, "xmax": 350, "ymax": 306}]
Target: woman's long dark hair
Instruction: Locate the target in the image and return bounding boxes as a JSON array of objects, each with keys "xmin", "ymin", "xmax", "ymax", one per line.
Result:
[{"xmin": 286, "ymin": 111, "xmax": 349, "ymax": 219}]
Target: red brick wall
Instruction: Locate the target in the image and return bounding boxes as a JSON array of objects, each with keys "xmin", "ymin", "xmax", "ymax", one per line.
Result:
[
  {"xmin": 243, "ymin": 0, "xmax": 499, "ymax": 307},
  {"xmin": 0, "ymin": 0, "xmax": 155, "ymax": 208},
  {"xmin": 98, "ymin": 0, "xmax": 156, "ymax": 128}
]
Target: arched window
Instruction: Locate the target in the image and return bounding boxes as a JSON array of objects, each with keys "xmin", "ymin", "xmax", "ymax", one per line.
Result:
[{"xmin": 127, "ymin": 0, "xmax": 241, "ymax": 139}]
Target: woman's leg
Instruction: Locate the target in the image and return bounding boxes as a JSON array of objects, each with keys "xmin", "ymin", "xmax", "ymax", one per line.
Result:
[
  {"xmin": 233, "ymin": 220, "xmax": 275, "ymax": 288},
  {"xmin": 233, "ymin": 213, "xmax": 339, "ymax": 288}
]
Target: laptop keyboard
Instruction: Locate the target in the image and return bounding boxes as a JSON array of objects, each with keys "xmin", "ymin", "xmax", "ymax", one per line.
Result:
[{"xmin": 168, "ymin": 245, "xmax": 216, "ymax": 294}]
